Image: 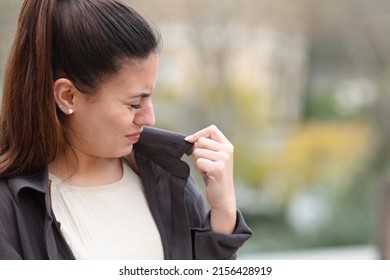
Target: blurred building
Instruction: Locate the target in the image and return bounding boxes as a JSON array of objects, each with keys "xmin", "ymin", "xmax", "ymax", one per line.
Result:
[{"xmin": 128, "ymin": 0, "xmax": 309, "ymax": 126}]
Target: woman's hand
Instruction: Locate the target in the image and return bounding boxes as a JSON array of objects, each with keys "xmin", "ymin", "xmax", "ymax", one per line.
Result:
[{"xmin": 185, "ymin": 125, "xmax": 237, "ymax": 234}]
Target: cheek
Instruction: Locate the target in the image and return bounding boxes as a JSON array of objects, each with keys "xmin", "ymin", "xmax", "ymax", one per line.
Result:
[
  {"xmin": 103, "ymin": 110, "xmax": 136, "ymax": 133},
  {"xmin": 72, "ymin": 103, "xmax": 136, "ymax": 140},
  {"xmin": 71, "ymin": 110, "xmax": 111, "ymax": 137}
]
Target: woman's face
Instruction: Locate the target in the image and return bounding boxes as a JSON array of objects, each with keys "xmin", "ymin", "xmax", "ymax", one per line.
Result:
[{"xmin": 67, "ymin": 53, "xmax": 158, "ymax": 159}]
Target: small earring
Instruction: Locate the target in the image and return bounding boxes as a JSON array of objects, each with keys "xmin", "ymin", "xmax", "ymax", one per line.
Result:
[{"xmin": 67, "ymin": 108, "xmax": 74, "ymax": 114}]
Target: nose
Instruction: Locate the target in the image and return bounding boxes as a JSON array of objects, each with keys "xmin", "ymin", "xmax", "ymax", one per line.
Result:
[{"xmin": 134, "ymin": 100, "xmax": 155, "ymax": 126}]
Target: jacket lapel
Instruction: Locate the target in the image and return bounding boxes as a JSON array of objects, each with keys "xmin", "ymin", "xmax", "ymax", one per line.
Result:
[
  {"xmin": 133, "ymin": 126, "xmax": 193, "ymax": 178},
  {"xmin": 133, "ymin": 126, "xmax": 194, "ymax": 259}
]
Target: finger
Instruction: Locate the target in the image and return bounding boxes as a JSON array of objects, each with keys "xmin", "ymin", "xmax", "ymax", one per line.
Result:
[
  {"xmin": 195, "ymin": 157, "xmax": 225, "ymax": 178},
  {"xmin": 193, "ymin": 147, "xmax": 222, "ymax": 163},
  {"xmin": 193, "ymin": 148, "xmax": 233, "ymax": 179},
  {"xmin": 185, "ymin": 125, "xmax": 230, "ymax": 144},
  {"xmin": 194, "ymin": 137, "xmax": 224, "ymax": 152}
]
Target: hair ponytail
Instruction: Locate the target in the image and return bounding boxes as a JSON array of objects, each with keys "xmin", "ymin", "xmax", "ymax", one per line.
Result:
[{"xmin": 0, "ymin": 0, "xmax": 62, "ymax": 177}]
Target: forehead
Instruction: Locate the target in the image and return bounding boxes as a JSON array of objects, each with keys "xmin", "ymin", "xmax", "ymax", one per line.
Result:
[
  {"xmin": 108, "ymin": 54, "xmax": 159, "ymax": 84},
  {"xmin": 91, "ymin": 54, "xmax": 159, "ymax": 98}
]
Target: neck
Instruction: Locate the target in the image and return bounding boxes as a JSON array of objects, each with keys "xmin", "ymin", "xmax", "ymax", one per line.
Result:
[{"xmin": 49, "ymin": 153, "xmax": 124, "ymax": 187}]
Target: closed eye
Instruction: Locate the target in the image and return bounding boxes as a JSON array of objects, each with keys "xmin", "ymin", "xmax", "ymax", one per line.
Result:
[
  {"xmin": 121, "ymin": 98, "xmax": 142, "ymax": 110},
  {"xmin": 131, "ymin": 104, "xmax": 142, "ymax": 109}
]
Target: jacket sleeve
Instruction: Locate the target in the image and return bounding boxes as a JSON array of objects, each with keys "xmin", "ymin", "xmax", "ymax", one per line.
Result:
[{"xmin": 184, "ymin": 176, "xmax": 252, "ymax": 260}]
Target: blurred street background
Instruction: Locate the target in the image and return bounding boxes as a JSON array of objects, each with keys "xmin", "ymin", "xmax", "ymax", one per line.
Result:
[{"xmin": 2, "ymin": 0, "xmax": 390, "ymax": 259}]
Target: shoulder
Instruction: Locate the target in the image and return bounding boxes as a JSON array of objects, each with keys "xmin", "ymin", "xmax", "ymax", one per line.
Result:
[
  {"xmin": 0, "ymin": 168, "xmax": 48, "ymax": 215},
  {"xmin": 0, "ymin": 177, "xmax": 13, "ymax": 204},
  {"xmin": 0, "ymin": 178, "xmax": 16, "ymax": 216},
  {"xmin": 0, "ymin": 177, "xmax": 24, "ymax": 259},
  {"xmin": 0, "ymin": 177, "xmax": 18, "ymax": 238}
]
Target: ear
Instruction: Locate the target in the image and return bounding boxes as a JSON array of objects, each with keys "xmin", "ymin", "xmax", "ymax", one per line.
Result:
[{"xmin": 53, "ymin": 78, "xmax": 77, "ymax": 115}]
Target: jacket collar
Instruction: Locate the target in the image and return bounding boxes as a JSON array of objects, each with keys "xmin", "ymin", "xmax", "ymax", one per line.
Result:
[
  {"xmin": 133, "ymin": 126, "xmax": 193, "ymax": 179},
  {"xmin": 8, "ymin": 166, "xmax": 49, "ymax": 201}
]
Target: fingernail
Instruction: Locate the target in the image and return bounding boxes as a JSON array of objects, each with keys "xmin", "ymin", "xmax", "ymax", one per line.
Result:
[{"xmin": 185, "ymin": 135, "xmax": 193, "ymax": 141}]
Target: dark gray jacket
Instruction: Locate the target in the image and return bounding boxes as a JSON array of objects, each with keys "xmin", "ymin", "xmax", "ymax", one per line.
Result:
[{"xmin": 0, "ymin": 126, "xmax": 252, "ymax": 260}]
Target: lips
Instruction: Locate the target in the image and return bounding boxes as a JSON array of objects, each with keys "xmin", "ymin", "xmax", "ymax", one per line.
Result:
[
  {"xmin": 129, "ymin": 134, "xmax": 140, "ymax": 139},
  {"xmin": 126, "ymin": 130, "xmax": 143, "ymax": 142}
]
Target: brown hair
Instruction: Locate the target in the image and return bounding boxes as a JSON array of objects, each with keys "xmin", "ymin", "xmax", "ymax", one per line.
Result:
[{"xmin": 0, "ymin": 0, "xmax": 161, "ymax": 177}]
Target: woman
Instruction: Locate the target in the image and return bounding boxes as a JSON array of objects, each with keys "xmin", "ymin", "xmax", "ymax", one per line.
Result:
[{"xmin": 0, "ymin": 0, "xmax": 251, "ymax": 259}]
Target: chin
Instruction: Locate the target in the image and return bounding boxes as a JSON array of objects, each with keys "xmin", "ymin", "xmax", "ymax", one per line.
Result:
[{"xmin": 121, "ymin": 145, "xmax": 134, "ymax": 157}]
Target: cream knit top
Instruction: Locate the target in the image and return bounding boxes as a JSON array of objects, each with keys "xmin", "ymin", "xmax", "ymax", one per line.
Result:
[{"xmin": 49, "ymin": 162, "xmax": 164, "ymax": 260}]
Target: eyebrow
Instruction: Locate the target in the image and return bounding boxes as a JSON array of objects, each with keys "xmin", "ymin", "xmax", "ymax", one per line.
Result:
[{"xmin": 129, "ymin": 93, "xmax": 151, "ymax": 99}]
